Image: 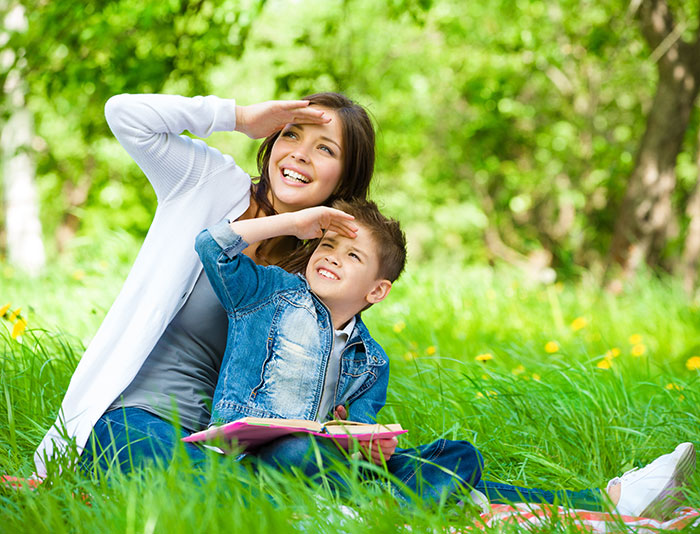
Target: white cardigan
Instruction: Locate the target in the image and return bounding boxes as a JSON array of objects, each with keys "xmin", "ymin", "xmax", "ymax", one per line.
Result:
[{"xmin": 34, "ymin": 94, "xmax": 252, "ymax": 476}]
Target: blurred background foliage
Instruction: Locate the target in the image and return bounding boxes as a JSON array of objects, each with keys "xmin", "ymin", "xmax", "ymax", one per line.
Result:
[{"xmin": 1, "ymin": 0, "xmax": 700, "ymax": 288}]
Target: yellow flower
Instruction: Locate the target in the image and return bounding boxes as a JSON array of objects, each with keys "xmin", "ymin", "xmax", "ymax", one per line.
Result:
[
  {"xmin": 512, "ymin": 364, "xmax": 526, "ymax": 376},
  {"xmin": 686, "ymin": 356, "xmax": 700, "ymax": 371},
  {"xmin": 665, "ymin": 383, "xmax": 682, "ymax": 391},
  {"xmin": 11, "ymin": 318, "xmax": 27, "ymax": 339},
  {"xmin": 597, "ymin": 358, "xmax": 612, "ymax": 370},
  {"xmin": 393, "ymin": 321, "xmax": 406, "ymax": 333},
  {"xmin": 554, "ymin": 282, "xmax": 564, "ymax": 293},
  {"xmin": 570, "ymin": 317, "xmax": 587, "ymax": 331},
  {"xmin": 610, "ymin": 347, "xmax": 620, "ymax": 357},
  {"xmin": 426, "ymin": 346, "xmax": 436, "ymax": 356},
  {"xmin": 628, "ymin": 334, "xmax": 643, "ymax": 344},
  {"xmin": 0, "ymin": 303, "xmax": 11, "ymax": 317},
  {"xmin": 532, "ymin": 373, "xmax": 541, "ymax": 381},
  {"xmin": 72, "ymin": 269, "xmax": 86, "ymax": 281},
  {"xmin": 403, "ymin": 351, "xmax": 417, "ymax": 361},
  {"xmin": 544, "ymin": 341, "xmax": 559, "ymax": 353},
  {"xmin": 631, "ymin": 344, "xmax": 646, "ymax": 357},
  {"xmin": 475, "ymin": 353, "xmax": 493, "ymax": 362},
  {"xmin": 8, "ymin": 308, "xmax": 21, "ymax": 323},
  {"xmin": 475, "ymin": 392, "xmax": 485, "ymax": 399},
  {"xmin": 486, "ymin": 289, "xmax": 497, "ymax": 301},
  {"xmin": 481, "ymin": 374, "xmax": 489, "ymax": 380}
]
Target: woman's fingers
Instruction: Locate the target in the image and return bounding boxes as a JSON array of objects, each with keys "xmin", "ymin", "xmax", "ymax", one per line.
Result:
[
  {"xmin": 276, "ymin": 100, "xmax": 330, "ymax": 124},
  {"xmin": 236, "ymin": 100, "xmax": 330, "ymax": 139}
]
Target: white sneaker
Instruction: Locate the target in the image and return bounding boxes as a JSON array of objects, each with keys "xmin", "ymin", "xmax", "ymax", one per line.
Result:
[
  {"xmin": 470, "ymin": 488, "xmax": 490, "ymax": 514},
  {"xmin": 609, "ymin": 442, "xmax": 696, "ymax": 519}
]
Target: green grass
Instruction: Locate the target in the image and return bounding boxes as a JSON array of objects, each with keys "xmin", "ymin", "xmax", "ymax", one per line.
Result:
[{"xmin": 1, "ymin": 254, "xmax": 700, "ymax": 532}]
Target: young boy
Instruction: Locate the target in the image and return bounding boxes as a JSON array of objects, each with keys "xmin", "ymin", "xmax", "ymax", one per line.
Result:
[
  {"xmin": 195, "ymin": 199, "xmax": 696, "ymax": 515},
  {"xmin": 195, "ymin": 199, "xmax": 483, "ymax": 504}
]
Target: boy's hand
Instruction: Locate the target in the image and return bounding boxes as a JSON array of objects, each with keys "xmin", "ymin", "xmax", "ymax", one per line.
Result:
[
  {"xmin": 333, "ymin": 405, "xmax": 397, "ymax": 465},
  {"xmin": 333, "ymin": 405, "xmax": 348, "ymax": 420},
  {"xmin": 235, "ymin": 100, "xmax": 329, "ymax": 139},
  {"xmin": 291, "ymin": 207, "xmax": 358, "ymax": 240},
  {"xmin": 358, "ymin": 437, "xmax": 398, "ymax": 465}
]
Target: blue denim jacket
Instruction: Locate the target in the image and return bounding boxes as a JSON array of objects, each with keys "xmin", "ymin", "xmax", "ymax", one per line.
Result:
[{"xmin": 195, "ymin": 220, "xmax": 390, "ymax": 425}]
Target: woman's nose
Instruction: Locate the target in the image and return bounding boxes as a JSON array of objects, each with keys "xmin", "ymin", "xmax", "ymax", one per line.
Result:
[{"xmin": 291, "ymin": 148, "xmax": 309, "ymax": 163}]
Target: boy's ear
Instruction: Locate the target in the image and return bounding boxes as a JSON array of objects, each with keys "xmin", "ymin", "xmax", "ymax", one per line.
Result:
[{"xmin": 365, "ymin": 280, "xmax": 392, "ymax": 305}]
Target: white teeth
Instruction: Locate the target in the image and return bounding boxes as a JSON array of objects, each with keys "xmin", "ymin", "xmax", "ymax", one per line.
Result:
[
  {"xmin": 318, "ymin": 268, "xmax": 338, "ymax": 280},
  {"xmin": 283, "ymin": 168, "xmax": 310, "ymax": 183}
]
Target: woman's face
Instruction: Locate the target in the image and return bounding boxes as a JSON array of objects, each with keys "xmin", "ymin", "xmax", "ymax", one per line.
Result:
[{"xmin": 267, "ymin": 108, "xmax": 344, "ymax": 213}]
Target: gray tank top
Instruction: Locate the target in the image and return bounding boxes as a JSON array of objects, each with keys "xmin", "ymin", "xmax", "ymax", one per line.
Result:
[{"xmin": 109, "ymin": 271, "xmax": 228, "ymax": 432}]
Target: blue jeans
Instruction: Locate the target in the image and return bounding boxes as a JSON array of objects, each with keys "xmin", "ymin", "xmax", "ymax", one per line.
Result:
[
  {"xmin": 82, "ymin": 408, "xmax": 605, "ymax": 511},
  {"xmin": 80, "ymin": 407, "xmax": 208, "ymax": 475},
  {"xmin": 475, "ymin": 480, "xmax": 605, "ymax": 511},
  {"xmin": 80, "ymin": 408, "xmax": 481, "ymax": 505},
  {"xmin": 252, "ymin": 434, "xmax": 483, "ymax": 505}
]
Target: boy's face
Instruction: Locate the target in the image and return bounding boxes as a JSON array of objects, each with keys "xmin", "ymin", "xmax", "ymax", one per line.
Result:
[{"xmin": 305, "ymin": 223, "xmax": 391, "ymax": 319}]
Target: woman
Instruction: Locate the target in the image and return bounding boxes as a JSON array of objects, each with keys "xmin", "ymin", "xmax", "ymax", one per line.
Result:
[{"xmin": 34, "ymin": 91, "xmax": 375, "ymax": 477}]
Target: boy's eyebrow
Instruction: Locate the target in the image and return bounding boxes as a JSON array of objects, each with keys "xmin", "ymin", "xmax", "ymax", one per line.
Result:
[
  {"xmin": 320, "ymin": 236, "xmax": 369, "ymax": 260},
  {"xmin": 288, "ymin": 123, "xmax": 342, "ymax": 151}
]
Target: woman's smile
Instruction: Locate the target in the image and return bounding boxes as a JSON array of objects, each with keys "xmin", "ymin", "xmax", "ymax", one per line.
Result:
[{"xmin": 268, "ymin": 107, "xmax": 344, "ymax": 213}]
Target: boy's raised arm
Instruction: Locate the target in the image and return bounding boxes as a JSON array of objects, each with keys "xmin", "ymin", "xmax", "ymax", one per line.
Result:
[{"xmin": 229, "ymin": 207, "xmax": 357, "ymax": 245}]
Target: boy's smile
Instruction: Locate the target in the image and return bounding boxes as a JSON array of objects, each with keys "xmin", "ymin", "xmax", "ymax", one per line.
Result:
[{"xmin": 305, "ymin": 224, "xmax": 391, "ymax": 328}]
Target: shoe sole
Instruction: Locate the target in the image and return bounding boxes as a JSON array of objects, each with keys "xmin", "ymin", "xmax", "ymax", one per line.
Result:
[{"xmin": 641, "ymin": 442, "xmax": 696, "ymax": 519}]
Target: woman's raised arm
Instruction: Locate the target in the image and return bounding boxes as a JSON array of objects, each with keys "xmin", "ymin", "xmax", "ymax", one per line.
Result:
[{"xmin": 104, "ymin": 94, "xmax": 239, "ymax": 203}]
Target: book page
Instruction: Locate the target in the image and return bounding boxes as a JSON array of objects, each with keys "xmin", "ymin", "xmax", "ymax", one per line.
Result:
[
  {"xmin": 322, "ymin": 422, "xmax": 404, "ymax": 436},
  {"xmin": 239, "ymin": 417, "xmax": 323, "ymax": 431}
]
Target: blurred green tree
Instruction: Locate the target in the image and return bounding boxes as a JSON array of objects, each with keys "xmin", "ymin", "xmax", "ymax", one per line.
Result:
[{"xmin": 0, "ymin": 0, "xmax": 265, "ymax": 270}]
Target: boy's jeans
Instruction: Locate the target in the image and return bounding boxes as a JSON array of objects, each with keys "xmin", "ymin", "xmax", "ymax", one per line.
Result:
[
  {"xmin": 252, "ymin": 433, "xmax": 482, "ymax": 505},
  {"xmin": 80, "ymin": 408, "xmax": 480, "ymax": 505},
  {"xmin": 81, "ymin": 407, "xmax": 604, "ymax": 510}
]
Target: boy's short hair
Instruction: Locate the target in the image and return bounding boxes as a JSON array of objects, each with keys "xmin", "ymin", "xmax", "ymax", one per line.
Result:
[{"xmin": 332, "ymin": 199, "xmax": 407, "ymax": 282}]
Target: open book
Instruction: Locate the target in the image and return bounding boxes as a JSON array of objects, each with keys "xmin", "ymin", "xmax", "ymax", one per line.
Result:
[{"xmin": 182, "ymin": 417, "xmax": 407, "ymax": 452}]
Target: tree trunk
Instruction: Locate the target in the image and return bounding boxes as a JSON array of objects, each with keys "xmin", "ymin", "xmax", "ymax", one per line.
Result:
[
  {"xmin": 609, "ymin": 0, "xmax": 700, "ymax": 277},
  {"xmin": 679, "ymin": 141, "xmax": 700, "ymax": 294},
  {"xmin": 2, "ymin": 103, "xmax": 46, "ymax": 277},
  {"xmin": 1, "ymin": 3, "xmax": 45, "ymax": 276}
]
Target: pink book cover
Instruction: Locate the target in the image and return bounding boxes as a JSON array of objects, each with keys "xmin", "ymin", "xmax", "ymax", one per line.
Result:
[{"xmin": 182, "ymin": 419, "xmax": 407, "ymax": 452}]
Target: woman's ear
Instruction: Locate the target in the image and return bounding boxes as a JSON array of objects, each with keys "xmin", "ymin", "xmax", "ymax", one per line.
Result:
[{"xmin": 365, "ymin": 280, "xmax": 392, "ymax": 305}]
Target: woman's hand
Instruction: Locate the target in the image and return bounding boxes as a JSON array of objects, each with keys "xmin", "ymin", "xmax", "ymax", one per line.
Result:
[
  {"xmin": 333, "ymin": 405, "xmax": 397, "ymax": 465},
  {"xmin": 290, "ymin": 207, "xmax": 358, "ymax": 240},
  {"xmin": 235, "ymin": 100, "xmax": 330, "ymax": 139}
]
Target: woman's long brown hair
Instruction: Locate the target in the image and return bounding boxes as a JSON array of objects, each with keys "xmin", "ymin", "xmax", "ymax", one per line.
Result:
[{"xmin": 251, "ymin": 92, "xmax": 376, "ymax": 273}]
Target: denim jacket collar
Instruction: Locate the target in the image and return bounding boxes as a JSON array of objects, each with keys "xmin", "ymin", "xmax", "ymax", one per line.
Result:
[{"xmin": 297, "ymin": 274, "xmax": 387, "ymax": 367}]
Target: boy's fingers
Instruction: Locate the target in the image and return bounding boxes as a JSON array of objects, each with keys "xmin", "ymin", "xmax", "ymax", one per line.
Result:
[{"xmin": 326, "ymin": 208, "xmax": 355, "ymax": 220}]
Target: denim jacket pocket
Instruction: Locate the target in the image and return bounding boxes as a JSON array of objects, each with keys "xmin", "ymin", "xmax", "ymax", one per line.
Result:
[
  {"xmin": 249, "ymin": 301, "xmax": 327, "ymax": 420},
  {"xmin": 336, "ymin": 350, "xmax": 383, "ymax": 404}
]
